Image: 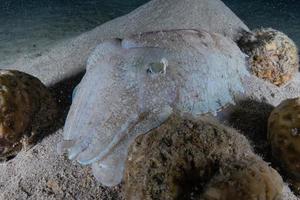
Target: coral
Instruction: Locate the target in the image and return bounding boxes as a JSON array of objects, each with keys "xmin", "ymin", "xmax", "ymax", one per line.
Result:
[
  {"xmin": 123, "ymin": 114, "xmax": 283, "ymax": 200},
  {"xmin": 238, "ymin": 28, "xmax": 299, "ymax": 86},
  {"xmin": 268, "ymin": 97, "xmax": 300, "ymax": 187},
  {"xmin": 58, "ymin": 29, "xmax": 249, "ymax": 186},
  {"xmin": 0, "ymin": 70, "xmax": 57, "ymax": 161}
]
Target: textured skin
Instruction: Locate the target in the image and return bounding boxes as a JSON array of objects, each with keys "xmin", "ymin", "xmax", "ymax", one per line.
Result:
[
  {"xmin": 0, "ymin": 70, "xmax": 57, "ymax": 161},
  {"xmin": 268, "ymin": 98, "xmax": 300, "ymax": 184},
  {"xmin": 238, "ymin": 28, "xmax": 299, "ymax": 86},
  {"xmin": 59, "ymin": 29, "xmax": 249, "ymax": 186},
  {"xmin": 124, "ymin": 115, "xmax": 283, "ymax": 200}
]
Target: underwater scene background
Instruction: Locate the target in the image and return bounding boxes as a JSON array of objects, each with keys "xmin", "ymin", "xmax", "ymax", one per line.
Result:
[{"xmin": 0, "ymin": 0, "xmax": 299, "ymax": 66}]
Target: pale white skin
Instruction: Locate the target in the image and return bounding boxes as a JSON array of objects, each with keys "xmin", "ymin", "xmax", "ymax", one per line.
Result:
[{"xmin": 58, "ymin": 30, "xmax": 249, "ymax": 186}]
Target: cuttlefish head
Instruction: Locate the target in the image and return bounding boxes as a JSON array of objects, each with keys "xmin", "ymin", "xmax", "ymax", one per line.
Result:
[{"xmin": 58, "ymin": 38, "xmax": 177, "ymax": 186}]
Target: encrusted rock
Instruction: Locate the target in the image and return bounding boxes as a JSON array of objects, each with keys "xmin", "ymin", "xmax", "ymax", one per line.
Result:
[
  {"xmin": 124, "ymin": 114, "xmax": 283, "ymax": 200},
  {"xmin": 203, "ymin": 158, "xmax": 283, "ymax": 200},
  {"xmin": 0, "ymin": 70, "xmax": 57, "ymax": 160},
  {"xmin": 268, "ymin": 97, "xmax": 300, "ymax": 189},
  {"xmin": 238, "ymin": 28, "xmax": 299, "ymax": 86}
]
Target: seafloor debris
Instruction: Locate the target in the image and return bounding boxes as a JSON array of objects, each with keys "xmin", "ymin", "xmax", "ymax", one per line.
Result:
[
  {"xmin": 58, "ymin": 29, "xmax": 250, "ymax": 186},
  {"xmin": 268, "ymin": 97, "xmax": 300, "ymax": 190},
  {"xmin": 124, "ymin": 114, "xmax": 283, "ymax": 200},
  {"xmin": 238, "ymin": 28, "xmax": 299, "ymax": 86},
  {"xmin": 0, "ymin": 70, "xmax": 57, "ymax": 161}
]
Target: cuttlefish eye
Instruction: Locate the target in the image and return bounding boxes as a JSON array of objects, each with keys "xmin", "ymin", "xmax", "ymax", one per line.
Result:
[{"xmin": 146, "ymin": 58, "xmax": 168, "ymax": 75}]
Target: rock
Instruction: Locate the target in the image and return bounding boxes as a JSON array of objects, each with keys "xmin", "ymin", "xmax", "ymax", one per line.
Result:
[
  {"xmin": 203, "ymin": 158, "xmax": 283, "ymax": 200},
  {"xmin": 238, "ymin": 28, "xmax": 299, "ymax": 86},
  {"xmin": 46, "ymin": 179, "xmax": 62, "ymax": 194},
  {"xmin": 268, "ymin": 97, "xmax": 300, "ymax": 192},
  {"xmin": 123, "ymin": 114, "xmax": 283, "ymax": 200},
  {"xmin": 59, "ymin": 29, "xmax": 249, "ymax": 186},
  {"xmin": 0, "ymin": 70, "xmax": 57, "ymax": 161}
]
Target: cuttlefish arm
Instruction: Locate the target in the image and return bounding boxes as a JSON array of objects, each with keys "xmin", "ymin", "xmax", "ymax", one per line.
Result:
[
  {"xmin": 59, "ymin": 39, "xmax": 139, "ymax": 163},
  {"xmin": 91, "ymin": 105, "xmax": 173, "ymax": 186}
]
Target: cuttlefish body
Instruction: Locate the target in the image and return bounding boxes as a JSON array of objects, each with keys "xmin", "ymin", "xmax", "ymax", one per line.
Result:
[{"xmin": 58, "ymin": 29, "xmax": 249, "ymax": 186}]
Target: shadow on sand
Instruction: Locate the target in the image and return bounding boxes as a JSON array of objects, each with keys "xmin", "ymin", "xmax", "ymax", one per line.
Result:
[
  {"xmin": 35, "ymin": 70, "xmax": 86, "ymax": 146},
  {"xmin": 227, "ymin": 98, "xmax": 274, "ymax": 158}
]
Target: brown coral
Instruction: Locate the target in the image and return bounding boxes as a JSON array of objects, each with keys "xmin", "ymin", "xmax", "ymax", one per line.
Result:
[
  {"xmin": 268, "ymin": 97, "xmax": 300, "ymax": 188},
  {"xmin": 124, "ymin": 114, "xmax": 283, "ymax": 200},
  {"xmin": 0, "ymin": 70, "xmax": 57, "ymax": 160},
  {"xmin": 238, "ymin": 28, "xmax": 299, "ymax": 86}
]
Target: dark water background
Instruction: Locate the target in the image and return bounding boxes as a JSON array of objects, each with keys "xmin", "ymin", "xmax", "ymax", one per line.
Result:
[
  {"xmin": 0, "ymin": 0, "xmax": 148, "ymax": 65},
  {"xmin": 224, "ymin": 0, "xmax": 300, "ymax": 47},
  {"xmin": 0, "ymin": 0, "xmax": 299, "ymax": 65}
]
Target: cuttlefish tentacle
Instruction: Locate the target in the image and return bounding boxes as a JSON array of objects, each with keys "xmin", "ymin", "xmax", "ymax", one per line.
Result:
[
  {"xmin": 91, "ymin": 105, "xmax": 174, "ymax": 186},
  {"xmin": 77, "ymin": 112, "xmax": 140, "ymax": 165}
]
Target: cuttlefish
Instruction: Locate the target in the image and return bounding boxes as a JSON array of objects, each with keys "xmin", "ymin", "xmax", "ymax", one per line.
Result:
[{"xmin": 58, "ymin": 29, "xmax": 249, "ymax": 186}]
